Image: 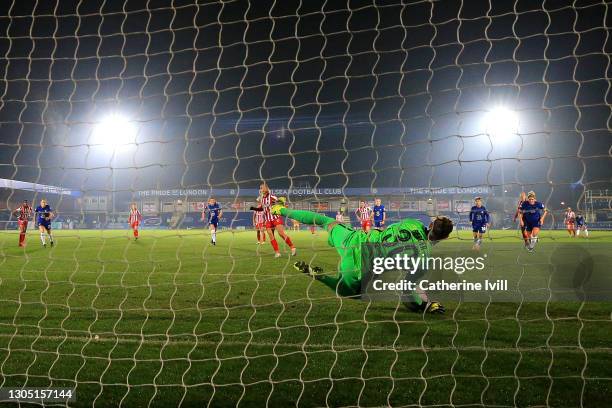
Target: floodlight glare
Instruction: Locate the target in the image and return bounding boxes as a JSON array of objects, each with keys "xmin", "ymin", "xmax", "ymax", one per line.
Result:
[
  {"xmin": 92, "ymin": 114, "xmax": 137, "ymax": 151},
  {"xmin": 483, "ymin": 107, "xmax": 519, "ymax": 140}
]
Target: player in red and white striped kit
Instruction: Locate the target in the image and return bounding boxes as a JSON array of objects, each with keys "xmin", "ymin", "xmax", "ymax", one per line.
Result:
[
  {"xmin": 260, "ymin": 183, "xmax": 295, "ymax": 257},
  {"xmin": 355, "ymin": 200, "xmax": 372, "ymax": 233},
  {"xmin": 13, "ymin": 199, "xmax": 32, "ymax": 247},
  {"xmin": 252, "ymin": 200, "xmax": 266, "ymax": 245},
  {"xmin": 128, "ymin": 203, "xmax": 142, "ymax": 240},
  {"xmin": 564, "ymin": 207, "xmax": 576, "ymax": 237}
]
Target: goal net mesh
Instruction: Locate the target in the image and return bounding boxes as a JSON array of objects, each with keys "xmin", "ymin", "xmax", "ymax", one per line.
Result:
[{"xmin": 0, "ymin": 0, "xmax": 610, "ymax": 406}]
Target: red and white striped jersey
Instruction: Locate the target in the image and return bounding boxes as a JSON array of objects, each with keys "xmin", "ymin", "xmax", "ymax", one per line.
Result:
[
  {"xmin": 514, "ymin": 199, "xmax": 524, "ymax": 220},
  {"xmin": 254, "ymin": 207, "xmax": 265, "ymax": 224},
  {"xmin": 260, "ymin": 193, "xmax": 280, "ymax": 221},
  {"xmin": 15, "ymin": 204, "xmax": 32, "ymax": 221},
  {"xmin": 564, "ymin": 211, "xmax": 575, "ymax": 223},
  {"xmin": 355, "ymin": 206, "xmax": 372, "ymax": 222},
  {"xmin": 128, "ymin": 209, "xmax": 142, "ymax": 224},
  {"xmin": 335, "ymin": 213, "xmax": 344, "ymax": 222}
]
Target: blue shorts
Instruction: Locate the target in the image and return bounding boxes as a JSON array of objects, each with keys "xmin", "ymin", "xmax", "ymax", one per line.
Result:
[
  {"xmin": 209, "ymin": 218, "xmax": 218, "ymax": 227},
  {"xmin": 472, "ymin": 224, "xmax": 487, "ymax": 233},
  {"xmin": 524, "ymin": 220, "xmax": 541, "ymax": 232},
  {"xmin": 38, "ymin": 220, "xmax": 51, "ymax": 230},
  {"xmin": 374, "ymin": 220, "xmax": 384, "ymax": 228}
]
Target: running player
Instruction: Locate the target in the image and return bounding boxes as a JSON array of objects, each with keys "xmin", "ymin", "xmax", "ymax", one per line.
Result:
[
  {"xmin": 292, "ymin": 219, "xmax": 300, "ymax": 231},
  {"xmin": 469, "ymin": 197, "xmax": 490, "ymax": 250},
  {"xmin": 35, "ymin": 199, "xmax": 55, "ymax": 247},
  {"xmin": 519, "ymin": 191, "xmax": 548, "ymax": 252},
  {"xmin": 202, "ymin": 198, "xmax": 222, "ymax": 245},
  {"xmin": 252, "ymin": 201, "xmax": 266, "ymax": 244},
  {"xmin": 513, "ymin": 191, "xmax": 528, "ymax": 246},
  {"xmin": 372, "ymin": 198, "xmax": 386, "ymax": 229},
  {"xmin": 271, "ymin": 202, "xmax": 452, "ymax": 313},
  {"xmin": 564, "ymin": 207, "xmax": 576, "ymax": 237},
  {"xmin": 128, "ymin": 203, "xmax": 142, "ymax": 240},
  {"xmin": 575, "ymin": 213, "xmax": 588, "ymax": 238},
  {"xmin": 335, "ymin": 211, "xmax": 344, "ymax": 223},
  {"xmin": 355, "ymin": 200, "xmax": 372, "ymax": 233},
  {"xmin": 13, "ymin": 199, "xmax": 32, "ymax": 247},
  {"xmin": 259, "ymin": 183, "xmax": 295, "ymax": 257}
]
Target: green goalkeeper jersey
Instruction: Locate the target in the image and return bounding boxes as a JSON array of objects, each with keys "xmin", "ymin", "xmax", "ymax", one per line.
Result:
[
  {"xmin": 277, "ymin": 207, "xmax": 433, "ymax": 296},
  {"xmin": 328, "ymin": 218, "xmax": 433, "ymax": 269},
  {"xmin": 328, "ymin": 218, "xmax": 431, "ymax": 256}
]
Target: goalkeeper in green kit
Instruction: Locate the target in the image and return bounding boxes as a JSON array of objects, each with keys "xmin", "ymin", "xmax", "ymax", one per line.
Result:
[{"xmin": 266, "ymin": 199, "xmax": 454, "ymax": 314}]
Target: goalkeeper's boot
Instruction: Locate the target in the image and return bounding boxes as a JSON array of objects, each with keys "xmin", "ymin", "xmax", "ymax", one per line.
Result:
[
  {"xmin": 426, "ymin": 301, "xmax": 446, "ymax": 314},
  {"xmin": 405, "ymin": 300, "xmax": 446, "ymax": 314},
  {"xmin": 293, "ymin": 261, "xmax": 324, "ymax": 279},
  {"xmin": 270, "ymin": 197, "xmax": 287, "ymax": 216},
  {"xmin": 293, "ymin": 261, "xmax": 307, "ymax": 273}
]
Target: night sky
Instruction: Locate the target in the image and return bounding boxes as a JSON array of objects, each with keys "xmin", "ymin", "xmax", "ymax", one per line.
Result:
[{"xmin": 0, "ymin": 0, "xmax": 610, "ymax": 204}]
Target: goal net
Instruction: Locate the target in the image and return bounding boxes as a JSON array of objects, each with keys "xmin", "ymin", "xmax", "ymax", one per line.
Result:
[{"xmin": 0, "ymin": 0, "xmax": 610, "ymax": 406}]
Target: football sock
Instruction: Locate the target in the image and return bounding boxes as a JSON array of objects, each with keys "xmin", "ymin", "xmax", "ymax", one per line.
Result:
[
  {"xmin": 270, "ymin": 239, "xmax": 279, "ymax": 252},
  {"xmin": 317, "ymin": 275, "xmax": 360, "ymax": 297},
  {"xmin": 19, "ymin": 233, "xmax": 25, "ymax": 245},
  {"xmin": 212, "ymin": 230, "xmax": 216, "ymax": 243},
  {"xmin": 410, "ymin": 291, "xmax": 424, "ymax": 306},
  {"xmin": 134, "ymin": 229, "xmax": 138, "ymax": 238},
  {"xmin": 40, "ymin": 233, "xmax": 46, "ymax": 245},
  {"xmin": 584, "ymin": 229, "xmax": 589, "ymax": 237},
  {"xmin": 284, "ymin": 236, "xmax": 293, "ymax": 248},
  {"xmin": 48, "ymin": 233, "xmax": 54, "ymax": 243}
]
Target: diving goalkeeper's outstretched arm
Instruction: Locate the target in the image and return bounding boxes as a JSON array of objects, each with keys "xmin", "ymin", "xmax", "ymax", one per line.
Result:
[{"xmin": 278, "ymin": 208, "xmax": 338, "ymax": 229}]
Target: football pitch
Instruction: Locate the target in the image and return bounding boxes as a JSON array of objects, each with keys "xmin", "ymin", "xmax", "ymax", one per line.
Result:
[{"xmin": 0, "ymin": 229, "xmax": 611, "ymax": 407}]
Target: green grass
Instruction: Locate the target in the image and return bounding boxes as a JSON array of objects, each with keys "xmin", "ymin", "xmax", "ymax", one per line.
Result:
[{"xmin": 0, "ymin": 229, "xmax": 611, "ymax": 407}]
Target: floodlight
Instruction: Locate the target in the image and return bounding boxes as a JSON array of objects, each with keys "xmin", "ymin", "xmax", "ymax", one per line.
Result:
[
  {"xmin": 483, "ymin": 107, "xmax": 519, "ymax": 140},
  {"xmin": 92, "ymin": 114, "xmax": 137, "ymax": 151}
]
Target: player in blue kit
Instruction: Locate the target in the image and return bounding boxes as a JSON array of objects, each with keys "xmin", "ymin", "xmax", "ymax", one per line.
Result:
[
  {"xmin": 372, "ymin": 198, "xmax": 386, "ymax": 228},
  {"xmin": 519, "ymin": 191, "xmax": 548, "ymax": 252},
  {"xmin": 35, "ymin": 199, "xmax": 55, "ymax": 247},
  {"xmin": 469, "ymin": 197, "xmax": 490, "ymax": 250},
  {"xmin": 202, "ymin": 198, "xmax": 222, "ymax": 245},
  {"xmin": 575, "ymin": 212, "xmax": 589, "ymax": 238}
]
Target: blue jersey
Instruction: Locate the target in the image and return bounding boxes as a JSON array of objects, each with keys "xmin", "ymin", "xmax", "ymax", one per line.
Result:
[
  {"xmin": 207, "ymin": 203, "xmax": 221, "ymax": 221},
  {"xmin": 373, "ymin": 205, "xmax": 385, "ymax": 221},
  {"xmin": 469, "ymin": 205, "xmax": 489, "ymax": 225},
  {"xmin": 35, "ymin": 205, "xmax": 53, "ymax": 224},
  {"xmin": 576, "ymin": 215, "xmax": 585, "ymax": 226},
  {"xmin": 520, "ymin": 201, "xmax": 545, "ymax": 225}
]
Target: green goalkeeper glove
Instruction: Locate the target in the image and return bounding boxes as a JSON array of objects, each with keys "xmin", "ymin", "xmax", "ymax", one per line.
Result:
[{"xmin": 270, "ymin": 197, "xmax": 287, "ymax": 215}]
